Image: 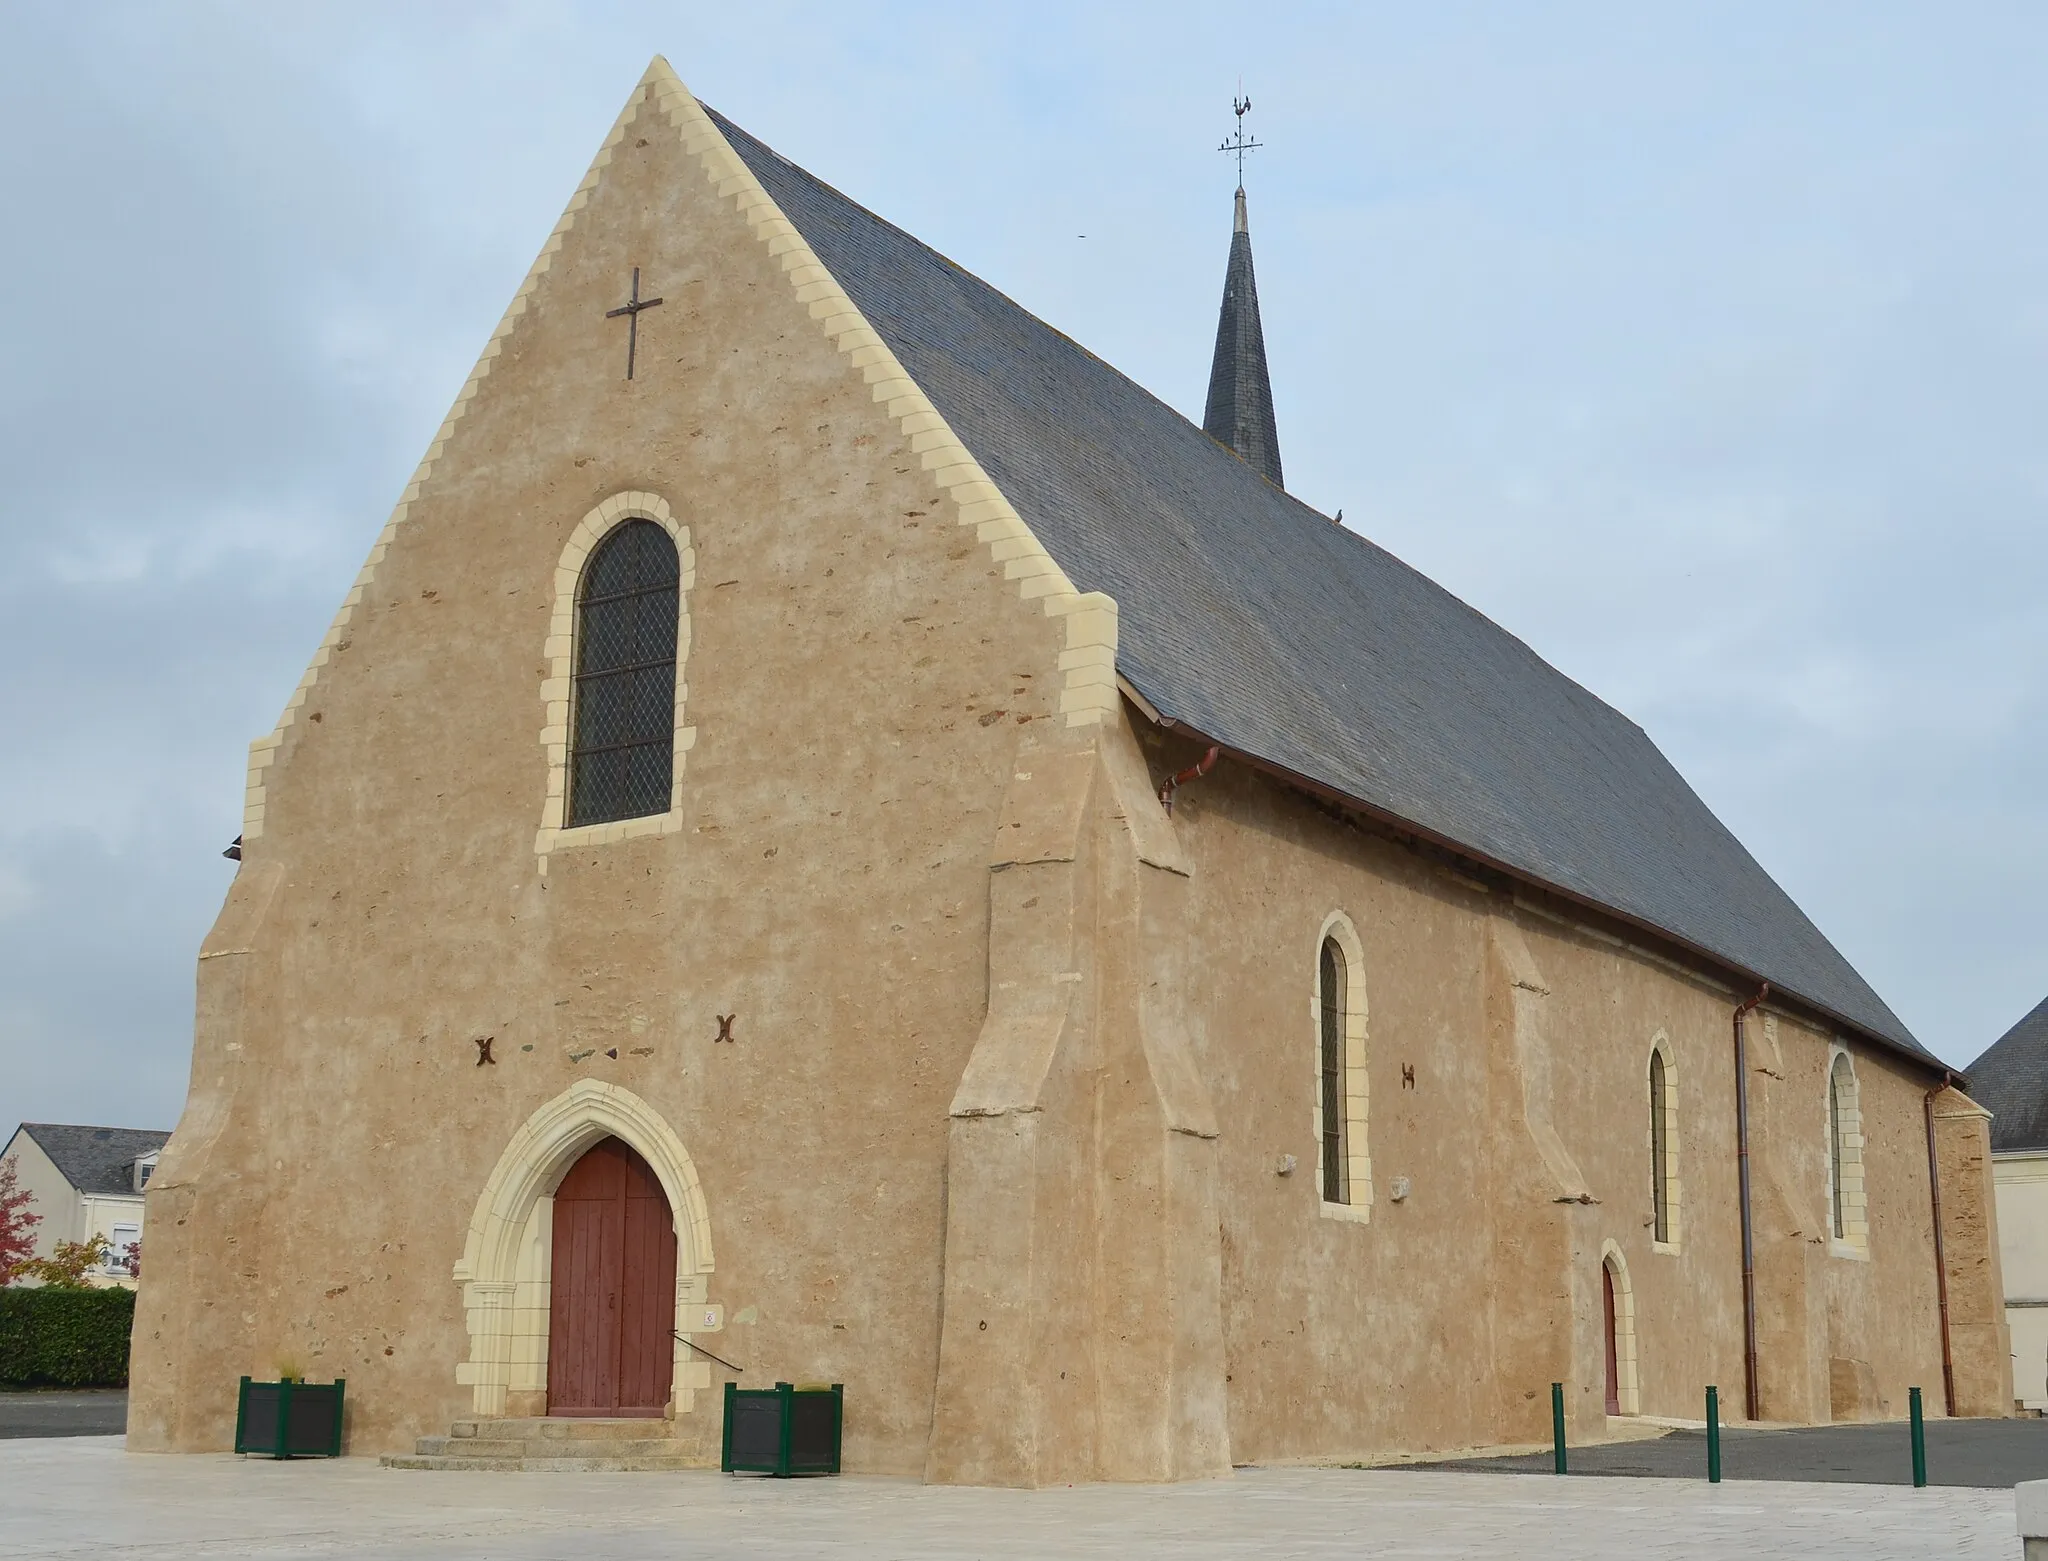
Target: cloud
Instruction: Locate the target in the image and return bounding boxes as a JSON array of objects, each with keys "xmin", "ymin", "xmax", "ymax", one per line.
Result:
[{"xmin": 0, "ymin": 2, "xmax": 2043, "ymax": 1137}]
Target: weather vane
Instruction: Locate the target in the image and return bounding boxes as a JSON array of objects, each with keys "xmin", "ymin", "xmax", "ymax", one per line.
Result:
[{"xmin": 1218, "ymin": 94, "xmax": 1263, "ymax": 188}]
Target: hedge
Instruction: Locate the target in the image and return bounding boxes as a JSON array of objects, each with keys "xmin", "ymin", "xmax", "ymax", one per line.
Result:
[{"xmin": 0, "ymin": 1287, "xmax": 136, "ymax": 1388}]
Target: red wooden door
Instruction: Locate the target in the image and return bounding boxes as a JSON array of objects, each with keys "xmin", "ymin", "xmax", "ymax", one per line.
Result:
[
  {"xmin": 547, "ymin": 1137, "xmax": 677, "ymax": 1417},
  {"xmin": 1602, "ymin": 1264, "xmax": 1621, "ymax": 1416}
]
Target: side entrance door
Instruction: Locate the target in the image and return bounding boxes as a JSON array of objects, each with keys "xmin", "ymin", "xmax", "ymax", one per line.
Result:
[
  {"xmin": 547, "ymin": 1136, "xmax": 678, "ymax": 1417},
  {"xmin": 1602, "ymin": 1263, "xmax": 1621, "ymax": 1416}
]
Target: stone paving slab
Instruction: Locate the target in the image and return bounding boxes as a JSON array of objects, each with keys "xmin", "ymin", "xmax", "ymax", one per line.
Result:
[
  {"xmin": 0, "ymin": 1390, "xmax": 127, "ymax": 1439},
  {"xmin": 0, "ymin": 1437, "xmax": 2020, "ymax": 1560},
  {"xmin": 1409, "ymin": 1416, "xmax": 2048, "ymax": 1488}
]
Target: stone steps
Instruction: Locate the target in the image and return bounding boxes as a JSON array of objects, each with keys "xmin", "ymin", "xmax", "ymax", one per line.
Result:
[
  {"xmin": 382, "ymin": 1415, "xmax": 708, "ymax": 1473},
  {"xmin": 413, "ymin": 1435, "xmax": 681, "ymax": 1459},
  {"xmin": 454, "ymin": 1417, "xmax": 668, "ymax": 1441},
  {"xmin": 384, "ymin": 1451, "xmax": 701, "ymax": 1473}
]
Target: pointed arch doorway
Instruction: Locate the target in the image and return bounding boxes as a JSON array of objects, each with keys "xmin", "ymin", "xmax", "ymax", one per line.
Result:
[
  {"xmin": 1602, "ymin": 1263, "xmax": 1621, "ymax": 1416},
  {"xmin": 547, "ymin": 1136, "xmax": 678, "ymax": 1417}
]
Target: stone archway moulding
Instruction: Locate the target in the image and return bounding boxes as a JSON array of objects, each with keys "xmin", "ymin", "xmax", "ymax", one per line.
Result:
[{"xmin": 452, "ymin": 1079, "xmax": 715, "ymax": 1417}]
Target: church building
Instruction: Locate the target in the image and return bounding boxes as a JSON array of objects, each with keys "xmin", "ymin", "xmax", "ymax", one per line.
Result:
[{"xmin": 128, "ymin": 59, "xmax": 2010, "ymax": 1480}]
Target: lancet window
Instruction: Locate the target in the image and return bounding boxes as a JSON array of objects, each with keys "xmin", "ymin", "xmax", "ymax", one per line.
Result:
[
  {"xmin": 1312, "ymin": 916, "xmax": 1372, "ymax": 1218},
  {"xmin": 1319, "ymin": 938, "xmax": 1348, "ymax": 1204},
  {"xmin": 1827, "ymin": 1050, "xmax": 1868, "ymax": 1249},
  {"xmin": 1649, "ymin": 1042, "xmax": 1678, "ymax": 1248}
]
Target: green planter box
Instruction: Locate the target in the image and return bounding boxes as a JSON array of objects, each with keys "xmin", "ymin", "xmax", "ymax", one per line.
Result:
[
  {"xmin": 233, "ymin": 1376, "xmax": 345, "ymax": 1458},
  {"xmin": 721, "ymin": 1381, "xmax": 842, "ymax": 1476}
]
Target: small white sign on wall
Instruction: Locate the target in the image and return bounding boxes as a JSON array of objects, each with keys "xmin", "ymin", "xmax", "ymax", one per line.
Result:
[{"xmin": 696, "ymin": 1304, "xmax": 724, "ymax": 1333}]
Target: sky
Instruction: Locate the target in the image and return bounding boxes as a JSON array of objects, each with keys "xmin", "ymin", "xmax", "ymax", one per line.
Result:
[{"xmin": 1, "ymin": 2, "xmax": 2043, "ymax": 1133}]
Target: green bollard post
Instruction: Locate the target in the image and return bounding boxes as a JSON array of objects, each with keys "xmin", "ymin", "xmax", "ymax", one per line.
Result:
[
  {"xmin": 1552, "ymin": 1382, "xmax": 1567, "ymax": 1475},
  {"xmin": 1909, "ymin": 1386, "xmax": 1927, "ymax": 1488},
  {"xmin": 1706, "ymin": 1385, "xmax": 1721, "ymax": 1483}
]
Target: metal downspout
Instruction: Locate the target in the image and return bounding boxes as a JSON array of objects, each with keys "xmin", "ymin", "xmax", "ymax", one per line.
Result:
[
  {"xmin": 1734, "ymin": 982, "xmax": 1769, "ymax": 1422},
  {"xmin": 1923, "ymin": 1071, "xmax": 1958, "ymax": 1417},
  {"xmin": 1158, "ymin": 745, "xmax": 1220, "ymax": 816}
]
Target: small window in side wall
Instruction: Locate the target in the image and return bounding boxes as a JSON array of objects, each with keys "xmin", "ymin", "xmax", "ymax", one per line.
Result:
[
  {"xmin": 568, "ymin": 520, "xmax": 681, "ymax": 828},
  {"xmin": 1312, "ymin": 922, "xmax": 1372, "ymax": 1215},
  {"xmin": 1828, "ymin": 1050, "xmax": 1868, "ymax": 1248},
  {"xmin": 1319, "ymin": 938, "xmax": 1348, "ymax": 1204},
  {"xmin": 1649, "ymin": 1049, "xmax": 1672, "ymax": 1244}
]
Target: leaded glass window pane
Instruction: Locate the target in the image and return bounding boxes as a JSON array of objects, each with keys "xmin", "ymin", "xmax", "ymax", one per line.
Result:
[
  {"xmin": 1320, "ymin": 938, "xmax": 1348, "ymax": 1205},
  {"xmin": 569, "ymin": 520, "xmax": 680, "ymax": 828}
]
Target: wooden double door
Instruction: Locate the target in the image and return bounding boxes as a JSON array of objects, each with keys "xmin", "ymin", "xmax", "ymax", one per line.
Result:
[{"xmin": 546, "ymin": 1137, "xmax": 677, "ymax": 1417}]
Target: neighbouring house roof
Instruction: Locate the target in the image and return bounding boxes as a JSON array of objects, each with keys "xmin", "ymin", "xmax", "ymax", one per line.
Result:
[
  {"xmin": 1964, "ymin": 997, "xmax": 2048, "ymax": 1153},
  {"xmin": 10, "ymin": 1124, "xmax": 171, "ymax": 1198},
  {"xmin": 707, "ymin": 107, "xmax": 1935, "ymax": 1071}
]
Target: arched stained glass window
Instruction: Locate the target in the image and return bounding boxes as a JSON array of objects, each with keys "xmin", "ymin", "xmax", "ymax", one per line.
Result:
[
  {"xmin": 568, "ymin": 520, "xmax": 680, "ymax": 828},
  {"xmin": 1319, "ymin": 937, "xmax": 1348, "ymax": 1205}
]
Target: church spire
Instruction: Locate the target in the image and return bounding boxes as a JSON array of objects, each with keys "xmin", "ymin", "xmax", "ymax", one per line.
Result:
[{"xmin": 1204, "ymin": 100, "xmax": 1282, "ymax": 488}]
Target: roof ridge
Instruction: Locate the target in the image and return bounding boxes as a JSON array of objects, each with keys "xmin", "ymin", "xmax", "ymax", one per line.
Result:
[
  {"xmin": 703, "ymin": 107, "xmax": 1328, "ymax": 510},
  {"xmin": 672, "ymin": 92, "xmax": 1929, "ymax": 1068},
  {"xmin": 699, "ymin": 108, "xmax": 1652, "ymax": 736}
]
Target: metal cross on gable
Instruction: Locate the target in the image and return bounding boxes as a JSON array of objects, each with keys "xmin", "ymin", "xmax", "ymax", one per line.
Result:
[{"xmin": 605, "ymin": 267, "xmax": 664, "ymax": 380}]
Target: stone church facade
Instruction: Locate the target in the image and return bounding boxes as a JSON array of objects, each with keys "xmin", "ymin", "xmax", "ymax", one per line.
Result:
[{"xmin": 128, "ymin": 60, "xmax": 2009, "ymax": 1480}]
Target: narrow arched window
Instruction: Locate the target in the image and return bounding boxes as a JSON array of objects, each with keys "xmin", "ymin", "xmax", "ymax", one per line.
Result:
[
  {"xmin": 1828, "ymin": 1051, "xmax": 1865, "ymax": 1245},
  {"xmin": 1649, "ymin": 1050, "xmax": 1671, "ymax": 1244},
  {"xmin": 568, "ymin": 520, "xmax": 680, "ymax": 828},
  {"xmin": 1828, "ymin": 1058, "xmax": 1846, "ymax": 1238},
  {"xmin": 1319, "ymin": 938, "xmax": 1348, "ymax": 1205}
]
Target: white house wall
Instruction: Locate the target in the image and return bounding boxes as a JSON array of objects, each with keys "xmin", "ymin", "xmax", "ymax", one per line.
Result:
[{"xmin": 1995, "ymin": 1151, "xmax": 2048, "ymax": 1409}]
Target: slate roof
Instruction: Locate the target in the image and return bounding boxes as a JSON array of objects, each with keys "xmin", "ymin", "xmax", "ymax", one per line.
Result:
[
  {"xmin": 11, "ymin": 1124, "xmax": 170, "ymax": 1197},
  {"xmin": 1964, "ymin": 997, "xmax": 2048, "ymax": 1152},
  {"xmin": 708, "ymin": 108, "xmax": 1934, "ymax": 1069}
]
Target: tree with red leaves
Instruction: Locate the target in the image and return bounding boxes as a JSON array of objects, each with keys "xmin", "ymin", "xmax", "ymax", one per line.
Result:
[{"xmin": 0, "ymin": 1158, "xmax": 41, "ymax": 1284}]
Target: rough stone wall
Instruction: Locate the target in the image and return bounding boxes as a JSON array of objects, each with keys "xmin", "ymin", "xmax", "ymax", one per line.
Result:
[
  {"xmin": 925, "ymin": 719, "xmax": 1228, "ymax": 1486},
  {"xmin": 127, "ymin": 72, "xmax": 1075, "ymax": 1469},
  {"xmin": 1936, "ymin": 1094, "xmax": 2013, "ymax": 1415},
  {"xmin": 1155, "ymin": 737, "xmax": 2001, "ymax": 1458}
]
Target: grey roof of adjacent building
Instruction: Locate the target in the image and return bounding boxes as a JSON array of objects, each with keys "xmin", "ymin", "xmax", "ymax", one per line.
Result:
[
  {"xmin": 708, "ymin": 108, "xmax": 1935, "ymax": 1070},
  {"xmin": 1963, "ymin": 997, "xmax": 2048, "ymax": 1152},
  {"xmin": 10, "ymin": 1124, "xmax": 170, "ymax": 1197},
  {"xmin": 1202, "ymin": 188, "xmax": 1283, "ymax": 489}
]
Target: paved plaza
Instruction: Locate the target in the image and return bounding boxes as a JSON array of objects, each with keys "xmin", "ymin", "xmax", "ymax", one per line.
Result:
[
  {"xmin": 0, "ymin": 1389, "xmax": 128, "ymax": 1439},
  {"xmin": 0, "ymin": 1436, "xmax": 2024, "ymax": 1560},
  {"xmin": 1416, "ymin": 1415, "xmax": 2048, "ymax": 1488}
]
